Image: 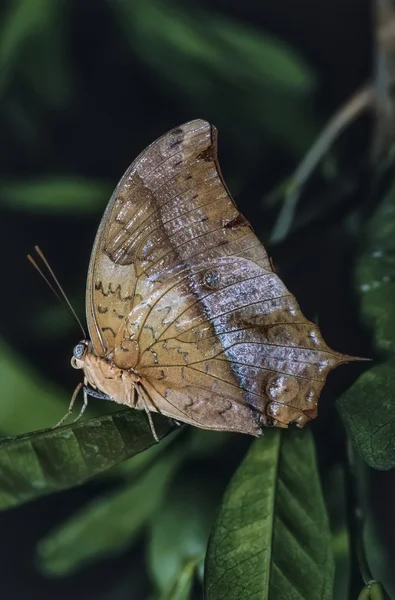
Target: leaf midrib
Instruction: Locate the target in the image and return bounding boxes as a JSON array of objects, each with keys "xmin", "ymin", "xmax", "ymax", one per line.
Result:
[{"xmin": 263, "ymin": 431, "xmax": 281, "ymax": 599}]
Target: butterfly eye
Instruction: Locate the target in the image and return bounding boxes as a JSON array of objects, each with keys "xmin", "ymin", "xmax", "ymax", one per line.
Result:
[{"xmin": 73, "ymin": 342, "xmax": 87, "ymax": 360}]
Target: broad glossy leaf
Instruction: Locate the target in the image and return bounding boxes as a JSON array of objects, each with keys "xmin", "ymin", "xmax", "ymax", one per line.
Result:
[
  {"xmin": 0, "ymin": 178, "xmax": 112, "ymax": 213},
  {"xmin": 205, "ymin": 429, "xmax": 334, "ymax": 600},
  {"xmin": 37, "ymin": 447, "xmax": 181, "ymax": 575},
  {"xmin": 338, "ymin": 180, "xmax": 395, "ymax": 469},
  {"xmin": 0, "ymin": 409, "xmax": 175, "ymax": 510}
]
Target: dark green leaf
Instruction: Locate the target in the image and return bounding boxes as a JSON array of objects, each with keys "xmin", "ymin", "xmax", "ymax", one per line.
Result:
[
  {"xmin": 0, "ymin": 409, "xmax": 176, "ymax": 510},
  {"xmin": 37, "ymin": 446, "xmax": 181, "ymax": 575},
  {"xmin": 355, "ymin": 460, "xmax": 394, "ymax": 597},
  {"xmin": 323, "ymin": 466, "xmax": 350, "ymax": 599},
  {"xmin": 185, "ymin": 428, "xmax": 231, "ymax": 459},
  {"xmin": 205, "ymin": 429, "xmax": 334, "ymax": 600},
  {"xmin": 0, "ymin": 0, "xmax": 44, "ymax": 94},
  {"xmin": 112, "ymin": 0, "xmax": 317, "ymax": 155},
  {"xmin": 0, "ymin": 178, "xmax": 112, "ymax": 213},
  {"xmin": 0, "ymin": 0, "xmax": 69, "ymax": 105},
  {"xmin": 19, "ymin": 4, "xmax": 72, "ymax": 109},
  {"xmin": 338, "ymin": 180, "xmax": 395, "ymax": 469},
  {"xmin": 148, "ymin": 474, "xmax": 217, "ymax": 592}
]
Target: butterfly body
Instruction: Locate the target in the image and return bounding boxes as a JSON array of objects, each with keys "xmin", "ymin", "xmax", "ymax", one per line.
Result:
[
  {"xmin": 72, "ymin": 119, "xmax": 352, "ymax": 438},
  {"xmin": 73, "ymin": 342, "xmax": 140, "ymax": 408}
]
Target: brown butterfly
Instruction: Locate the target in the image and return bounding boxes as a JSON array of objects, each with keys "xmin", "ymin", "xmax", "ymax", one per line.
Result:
[{"xmin": 61, "ymin": 119, "xmax": 354, "ymax": 440}]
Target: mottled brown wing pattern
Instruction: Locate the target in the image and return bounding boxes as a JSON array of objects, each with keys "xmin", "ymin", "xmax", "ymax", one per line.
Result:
[{"xmin": 86, "ymin": 119, "xmax": 346, "ymax": 435}]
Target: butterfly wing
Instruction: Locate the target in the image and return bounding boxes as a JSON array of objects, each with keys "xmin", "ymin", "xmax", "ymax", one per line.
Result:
[{"xmin": 86, "ymin": 119, "xmax": 345, "ymax": 435}]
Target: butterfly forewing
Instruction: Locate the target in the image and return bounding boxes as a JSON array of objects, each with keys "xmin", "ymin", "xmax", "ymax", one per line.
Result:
[{"xmin": 85, "ymin": 119, "xmax": 346, "ymax": 435}]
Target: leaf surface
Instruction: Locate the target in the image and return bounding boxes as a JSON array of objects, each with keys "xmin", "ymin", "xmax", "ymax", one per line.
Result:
[
  {"xmin": 159, "ymin": 559, "xmax": 200, "ymax": 600},
  {"xmin": 0, "ymin": 409, "xmax": 175, "ymax": 509},
  {"xmin": 148, "ymin": 474, "xmax": 218, "ymax": 592},
  {"xmin": 0, "ymin": 339, "xmax": 67, "ymax": 435},
  {"xmin": 37, "ymin": 447, "xmax": 181, "ymax": 574},
  {"xmin": 338, "ymin": 180, "xmax": 395, "ymax": 469},
  {"xmin": 205, "ymin": 429, "xmax": 334, "ymax": 600}
]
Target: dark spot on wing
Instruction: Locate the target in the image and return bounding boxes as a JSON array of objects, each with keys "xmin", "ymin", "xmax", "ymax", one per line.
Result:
[
  {"xmin": 224, "ymin": 214, "xmax": 247, "ymax": 230},
  {"xmin": 203, "ymin": 270, "xmax": 221, "ymax": 289},
  {"xmin": 197, "ymin": 146, "xmax": 215, "ymax": 162}
]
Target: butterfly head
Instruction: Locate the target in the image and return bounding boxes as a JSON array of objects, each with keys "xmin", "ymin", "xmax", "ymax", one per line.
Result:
[{"xmin": 71, "ymin": 340, "xmax": 89, "ymax": 369}]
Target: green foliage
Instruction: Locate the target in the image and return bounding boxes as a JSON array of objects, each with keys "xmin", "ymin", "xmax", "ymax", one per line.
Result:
[
  {"xmin": 205, "ymin": 429, "xmax": 334, "ymax": 600},
  {"xmin": 148, "ymin": 472, "xmax": 219, "ymax": 593},
  {"xmin": 0, "ymin": 339, "xmax": 68, "ymax": 434},
  {"xmin": 0, "ymin": 409, "xmax": 176, "ymax": 509},
  {"xmin": 112, "ymin": 0, "xmax": 316, "ymax": 155},
  {"xmin": 0, "ymin": 178, "xmax": 112, "ymax": 213},
  {"xmin": 0, "ymin": 0, "xmax": 71, "ymax": 107},
  {"xmin": 338, "ymin": 180, "xmax": 395, "ymax": 469},
  {"xmin": 37, "ymin": 446, "xmax": 182, "ymax": 574},
  {"xmin": 358, "ymin": 582, "xmax": 386, "ymax": 600},
  {"xmin": 157, "ymin": 559, "xmax": 200, "ymax": 600}
]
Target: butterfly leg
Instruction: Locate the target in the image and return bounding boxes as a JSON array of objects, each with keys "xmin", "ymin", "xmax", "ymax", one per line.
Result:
[
  {"xmin": 72, "ymin": 383, "xmax": 89, "ymax": 423},
  {"xmin": 52, "ymin": 381, "xmax": 83, "ymax": 428},
  {"xmin": 136, "ymin": 385, "xmax": 159, "ymax": 443}
]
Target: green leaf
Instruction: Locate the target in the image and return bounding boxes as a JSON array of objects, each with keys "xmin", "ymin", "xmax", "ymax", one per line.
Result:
[
  {"xmin": 358, "ymin": 582, "xmax": 386, "ymax": 600},
  {"xmin": 0, "ymin": 0, "xmax": 44, "ymax": 94},
  {"xmin": 37, "ymin": 446, "xmax": 181, "ymax": 575},
  {"xmin": 0, "ymin": 178, "xmax": 112, "ymax": 213},
  {"xmin": 112, "ymin": 0, "xmax": 317, "ymax": 155},
  {"xmin": 323, "ymin": 466, "xmax": 350, "ymax": 600},
  {"xmin": 0, "ymin": 338, "xmax": 68, "ymax": 435},
  {"xmin": 338, "ymin": 180, "xmax": 395, "ymax": 469},
  {"xmin": 19, "ymin": 4, "xmax": 72, "ymax": 109},
  {"xmin": 205, "ymin": 429, "xmax": 334, "ymax": 600},
  {"xmin": 355, "ymin": 459, "xmax": 394, "ymax": 597},
  {"xmin": 159, "ymin": 559, "xmax": 200, "ymax": 600},
  {"xmin": 0, "ymin": 409, "xmax": 175, "ymax": 510},
  {"xmin": 38, "ymin": 430, "xmax": 221, "ymax": 576},
  {"xmin": 148, "ymin": 473, "xmax": 218, "ymax": 592},
  {"xmin": 0, "ymin": 0, "xmax": 70, "ymax": 106}
]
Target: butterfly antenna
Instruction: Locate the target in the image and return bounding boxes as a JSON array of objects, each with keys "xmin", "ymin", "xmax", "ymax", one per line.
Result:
[
  {"xmin": 27, "ymin": 254, "xmax": 63, "ymax": 303},
  {"xmin": 28, "ymin": 246, "xmax": 87, "ymax": 338}
]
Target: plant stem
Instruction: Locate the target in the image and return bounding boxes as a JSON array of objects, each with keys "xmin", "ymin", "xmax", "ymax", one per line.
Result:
[{"xmin": 270, "ymin": 84, "xmax": 374, "ymax": 244}]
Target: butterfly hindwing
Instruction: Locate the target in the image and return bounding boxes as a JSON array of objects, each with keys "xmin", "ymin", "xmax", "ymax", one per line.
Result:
[{"xmin": 85, "ymin": 119, "xmax": 345, "ymax": 434}]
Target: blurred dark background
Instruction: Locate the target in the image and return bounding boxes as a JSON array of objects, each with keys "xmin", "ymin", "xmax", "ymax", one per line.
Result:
[{"xmin": 0, "ymin": 0, "xmax": 373, "ymax": 598}]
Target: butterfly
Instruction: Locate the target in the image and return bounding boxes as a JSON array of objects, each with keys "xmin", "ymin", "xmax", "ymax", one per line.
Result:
[{"xmin": 64, "ymin": 119, "xmax": 353, "ymax": 440}]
